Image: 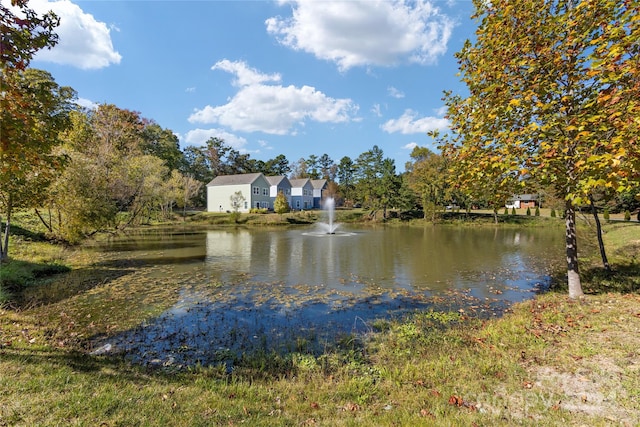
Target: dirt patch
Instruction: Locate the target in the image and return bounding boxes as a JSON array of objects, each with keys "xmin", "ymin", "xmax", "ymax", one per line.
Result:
[
  {"xmin": 526, "ymin": 296, "xmax": 640, "ymax": 425},
  {"xmin": 530, "ymin": 363, "xmax": 636, "ymax": 425}
]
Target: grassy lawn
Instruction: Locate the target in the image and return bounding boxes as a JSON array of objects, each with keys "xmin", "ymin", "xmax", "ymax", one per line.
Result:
[{"xmin": 1, "ymin": 215, "xmax": 639, "ymax": 426}]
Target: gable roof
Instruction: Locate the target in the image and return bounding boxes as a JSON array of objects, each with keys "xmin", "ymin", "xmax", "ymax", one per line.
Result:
[
  {"xmin": 265, "ymin": 175, "xmax": 290, "ymax": 186},
  {"xmin": 207, "ymin": 172, "xmax": 264, "ymax": 187},
  {"xmin": 310, "ymin": 179, "xmax": 327, "ymax": 190},
  {"xmin": 289, "ymin": 178, "xmax": 312, "ymax": 188},
  {"xmin": 509, "ymin": 194, "xmax": 539, "ymax": 201}
]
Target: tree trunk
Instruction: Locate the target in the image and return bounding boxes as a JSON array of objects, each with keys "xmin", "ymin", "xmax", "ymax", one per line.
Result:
[
  {"xmin": 0, "ymin": 216, "xmax": 4, "ymax": 262},
  {"xmin": 493, "ymin": 208, "xmax": 498, "ymax": 224},
  {"xmin": 0, "ymin": 211, "xmax": 11, "ymax": 262},
  {"xmin": 35, "ymin": 208, "xmax": 53, "ymax": 232},
  {"xmin": 589, "ymin": 195, "xmax": 611, "ymax": 272},
  {"xmin": 565, "ymin": 200, "xmax": 584, "ymax": 298}
]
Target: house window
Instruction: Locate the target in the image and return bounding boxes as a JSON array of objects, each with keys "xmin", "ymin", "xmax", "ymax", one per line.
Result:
[
  {"xmin": 263, "ymin": 188, "xmax": 268, "ymax": 196},
  {"xmin": 244, "ymin": 201, "xmax": 248, "ymax": 209},
  {"xmin": 296, "ymin": 200, "xmax": 300, "ymax": 208},
  {"xmin": 253, "ymin": 186, "xmax": 259, "ymax": 195},
  {"xmin": 286, "ymin": 189, "xmax": 290, "ymax": 195}
]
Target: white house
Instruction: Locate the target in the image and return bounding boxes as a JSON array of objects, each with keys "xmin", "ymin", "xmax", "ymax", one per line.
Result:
[
  {"xmin": 310, "ymin": 179, "xmax": 327, "ymax": 209},
  {"xmin": 506, "ymin": 194, "xmax": 539, "ymax": 209},
  {"xmin": 207, "ymin": 173, "xmax": 272, "ymax": 213},
  {"xmin": 289, "ymin": 178, "xmax": 314, "ymax": 210},
  {"xmin": 265, "ymin": 175, "xmax": 292, "ymax": 208}
]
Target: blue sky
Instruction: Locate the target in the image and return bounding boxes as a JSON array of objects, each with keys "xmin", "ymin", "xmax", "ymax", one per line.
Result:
[{"xmin": 18, "ymin": 0, "xmax": 477, "ymax": 171}]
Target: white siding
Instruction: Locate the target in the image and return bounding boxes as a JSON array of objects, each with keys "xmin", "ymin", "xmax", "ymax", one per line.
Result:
[{"xmin": 207, "ymin": 184, "xmax": 251, "ymax": 212}]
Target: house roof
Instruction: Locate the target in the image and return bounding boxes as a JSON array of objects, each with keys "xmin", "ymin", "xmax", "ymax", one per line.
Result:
[
  {"xmin": 310, "ymin": 179, "xmax": 327, "ymax": 189},
  {"xmin": 509, "ymin": 194, "xmax": 539, "ymax": 201},
  {"xmin": 289, "ymin": 178, "xmax": 312, "ymax": 188},
  {"xmin": 207, "ymin": 172, "xmax": 264, "ymax": 186},
  {"xmin": 265, "ymin": 175, "xmax": 290, "ymax": 186}
]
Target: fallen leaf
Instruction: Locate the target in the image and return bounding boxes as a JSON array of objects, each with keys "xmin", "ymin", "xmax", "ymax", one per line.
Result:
[
  {"xmin": 344, "ymin": 402, "xmax": 359, "ymax": 412},
  {"xmin": 420, "ymin": 409, "xmax": 435, "ymax": 418},
  {"xmin": 449, "ymin": 395, "xmax": 463, "ymax": 406}
]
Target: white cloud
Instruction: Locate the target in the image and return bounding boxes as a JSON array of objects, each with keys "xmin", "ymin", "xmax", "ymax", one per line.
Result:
[
  {"xmin": 435, "ymin": 105, "xmax": 448, "ymax": 116},
  {"xmin": 381, "ymin": 109, "xmax": 449, "ymax": 134},
  {"xmin": 190, "ymin": 60, "xmax": 358, "ymax": 135},
  {"xmin": 28, "ymin": 0, "xmax": 121, "ymax": 69},
  {"xmin": 371, "ymin": 103, "xmax": 382, "ymax": 117},
  {"xmin": 388, "ymin": 86, "xmax": 405, "ymax": 99},
  {"xmin": 75, "ymin": 97, "xmax": 98, "ymax": 110},
  {"xmin": 257, "ymin": 140, "xmax": 273, "ymax": 150},
  {"xmin": 213, "ymin": 59, "xmax": 281, "ymax": 87},
  {"xmin": 403, "ymin": 142, "xmax": 418, "ymax": 150},
  {"xmin": 184, "ymin": 128, "xmax": 248, "ymax": 150},
  {"xmin": 266, "ymin": 0, "xmax": 455, "ymax": 71}
]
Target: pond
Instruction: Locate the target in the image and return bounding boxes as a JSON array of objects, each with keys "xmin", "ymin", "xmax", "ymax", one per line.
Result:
[{"xmin": 41, "ymin": 224, "xmax": 564, "ymax": 369}]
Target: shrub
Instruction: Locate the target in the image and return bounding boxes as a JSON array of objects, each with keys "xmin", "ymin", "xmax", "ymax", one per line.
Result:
[
  {"xmin": 535, "ymin": 206, "xmax": 540, "ymax": 216},
  {"xmin": 229, "ymin": 211, "xmax": 241, "ymax": 223},
  {"xmin": 624, "ymin": 210, "xmax": 631, "ymax": 221},
  {"xmin": 503, "ymin": 207, "xmax": 508, "ymax": 215},
  {"xmin": 550, "ymin": 209, "xmax": 556, "ymax": 218},
  {"xmin": 603, "ymin": 208, "xmax": 610, "ymax": 221},
  {"xmin": 526, "ymin": 207, "xmax": 531, "ymax": 216},
  {"xmin": 511, "ymin": 207, "xmax": 516, "ymax": 215}
]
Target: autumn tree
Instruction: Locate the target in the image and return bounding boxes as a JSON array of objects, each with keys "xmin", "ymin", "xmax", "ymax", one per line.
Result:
[
  {"xmin": 273, "ymin": 191, "xmax": 290, "ymax": 216},
  {"xmin": 439, "ymin": 0, "xmax": 639, "ymax": 298},
  {"xmin": 46, "ymin": 105, "xmax": 185, "ymax": 241},
  {"xmin": 1, "ymin": 0, "xmax": 59, "ymax": 70},
  {"xmin": 0, "ymin": 0, "xmax": 66, "ymax": 260},
  {"xmin": 405, "ymin": 146, "xmax": 449, "ymax": 221},
  {"xmin": 289, "ymin": 158, "xmax": 309, "ymax": 179},
  {"xmin": 1, "ymin": 69, "xmax": 75, "ymax": 257}
]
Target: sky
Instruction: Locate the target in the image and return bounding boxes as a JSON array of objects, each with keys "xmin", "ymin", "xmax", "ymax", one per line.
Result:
[{"xmin": 14, "ymin": 0, "xmax": 478, "ymax": 171}]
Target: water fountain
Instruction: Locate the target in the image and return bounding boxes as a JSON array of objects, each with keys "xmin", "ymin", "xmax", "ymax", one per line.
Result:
[
  {"xmin": 320, "ymin": 197, "xmax": 339, "ymax": 234},
  {"xmin": 302, "ymin": 196, "xmax": 355, "ymax": 237}
]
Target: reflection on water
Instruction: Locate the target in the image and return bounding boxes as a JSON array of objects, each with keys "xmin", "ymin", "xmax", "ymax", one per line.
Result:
[{"xmin": 81, "ymin": 225, "xmax": 564, "ymax": 368}]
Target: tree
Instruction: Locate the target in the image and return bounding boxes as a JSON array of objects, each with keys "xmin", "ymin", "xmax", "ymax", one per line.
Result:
[
  {"xmin": 305, "ymin": 154, "xmax": 320, "ymax": 179},
  {"xmin": 141, "ymin": 123, "xmax": 185, "ymax": 171},
  {"xmin": 336, "ymin": 156, "xmax": 355, "ymax": 205},
  {"xmin": 273, "ymin": 191, "xmax": 290, "ymax": 216},
  {"xmin": 1, "ymin": 69, "xmax": 75, "ymax": 259},
  {"xmin": 378, "ymin": 158, "xmax": 402, "ymax": 219},
  {"xmin": 229, "ymin": 191, "xmax": 245, "ymax": 223},
  {"xmin": 47, "ymin": 105, "xmax": 181, "ymax": 240},
  {"xmin": 405, "ymin": 146, "xmax": 449, "ymax": 221},
  {"xmin": 439, "ymin": 0, "xmax": 639, "ymax": 298},
  {"xmin": 264, "ymin": 154, "xmax": 291, "ymax": 176},
  {"xmin": 354, "ymin": 145, "xmax": 385, "ymax": 209},
  {"xmin": 1, "ymin": 0, "xmax": 59, "ymax": 71},
  {"xmin": 177, "ymin": 173, "xmax": 203, "ymax": 219},
  {"xmin": 289, "ymin": 158, "xmax": 309, "ymax": 179},
  {"xmin": 182, "ymin": 145, "xmax": 212, "ymax": 205},
  {"xmin": 354, "ymin": 146, "xmax": 401, "ymax": 218},
  {"xmin": 318, "ymin": 153, "xmax": 335, "ymax": 180},
  {"xmin": 1, "ymin": 0, "xmax": 65, "ymax": 260}
]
